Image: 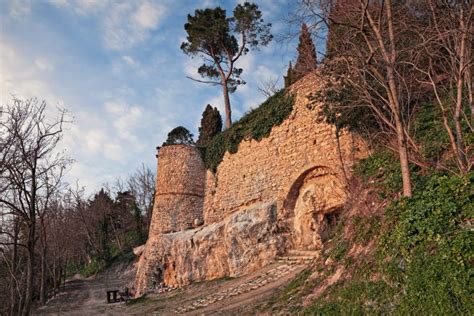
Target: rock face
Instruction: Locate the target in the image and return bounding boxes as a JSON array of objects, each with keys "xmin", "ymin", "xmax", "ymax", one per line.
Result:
[
  {"xmin": 134, "ymin": 202, "xmax": 284, "ymax": 294},
  {"xmin": 133, "ymin": 71, "xmax": 368, "ymax": 297}
]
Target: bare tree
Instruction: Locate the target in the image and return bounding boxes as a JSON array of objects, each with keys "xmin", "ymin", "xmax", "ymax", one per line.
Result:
[
  {"xmin": 299, "ymin": 0, "xmax": 421, "ymax": 196},
  {"xmin": 126, "ymin": 164, "xmax": 155, "ymax": 233},
  {"xmin": 410, "ymin": 1, "xmax": 473, "ymax": 174},
  {"xmin": 0, "ymin": 98, "xmax": 69, "ymax": 315},
  {"xmin": 258, "ymin": 77, "xmax": 281, "ymax": 98}
]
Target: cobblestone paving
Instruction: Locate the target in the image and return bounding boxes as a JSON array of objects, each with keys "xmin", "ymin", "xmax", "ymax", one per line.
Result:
[{"xmin": 173, "ymin": 251, "xmax": 318, "ymax": 314}]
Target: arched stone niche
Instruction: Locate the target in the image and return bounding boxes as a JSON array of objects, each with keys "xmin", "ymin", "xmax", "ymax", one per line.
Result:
[{"xmin": 283, "ymin": 166, "xmax": 346, "ymax": 250}]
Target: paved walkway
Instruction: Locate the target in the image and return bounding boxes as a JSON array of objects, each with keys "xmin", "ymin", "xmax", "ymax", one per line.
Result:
[{"xmin": 174, "ymin": 250, "xmax": 318, "ymax": 314}]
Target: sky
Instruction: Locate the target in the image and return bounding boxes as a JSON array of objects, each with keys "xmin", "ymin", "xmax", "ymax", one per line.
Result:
[{"xmin": 0, "ymin": 0, "xmax": 320, "ymax": 194}]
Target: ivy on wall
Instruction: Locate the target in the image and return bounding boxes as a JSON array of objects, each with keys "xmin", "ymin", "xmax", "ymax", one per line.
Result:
[{"xmin": 201, "ymin": 90, "xmax": 295, "ymax": 172}]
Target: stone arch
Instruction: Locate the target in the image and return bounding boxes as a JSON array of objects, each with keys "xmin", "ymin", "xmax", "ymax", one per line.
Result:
[
  {"xmin": 283, "ymin": 166, "xmax": 332, "ymax": 214},
  {"xmin": 283, "ymin": 166, "xmax": 345, "ymax": 250}
]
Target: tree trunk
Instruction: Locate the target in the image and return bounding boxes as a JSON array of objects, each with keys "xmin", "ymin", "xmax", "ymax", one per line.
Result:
[
  {"xmin": 9, "ymin": 220, "xmax": 19, "ymax": 316},
  {"xmin": 40, "ymin": 245, "xmax": 47, "ymax": 305},
  {"xmin": 334, "ymin": 125, "xmax": 349, "ymax": 185},
  {"xmin": 222, "ymin": 82, "xmax": 232, "ymax": 128},
  {"xmin": 387, "ymin": 68, "xmax": 412, "ymax": 197},
  {"xmin": 394, "ymin": 111, "xmax": 412, "ymax": 197},
  {"xmin": 22, "ymin": 223, "xmax": 35, "ymax": 316},
  {"xmin": 454, "ymin": 11, "xmax": 469, "ymax": 173}
]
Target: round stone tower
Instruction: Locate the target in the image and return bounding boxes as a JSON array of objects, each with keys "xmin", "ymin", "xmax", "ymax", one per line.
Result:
[{"xmin": 149, "ymin": 144, "xmax": 206, "ymax": 234}]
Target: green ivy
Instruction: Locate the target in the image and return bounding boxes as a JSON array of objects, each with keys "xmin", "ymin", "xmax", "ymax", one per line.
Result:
[
  {"xmin": 301, "ymin": 172, "xmax": 473, "ymax": 315},
  {"xmin": 352, "ymin": 215, "xmax": 381, "ymax": 245},
  {"xmin": 202, "ymin": 90, "xmax": 294, "ymax": 172},
  {"xmin": 380, "ymin": 172, "xmax": 474, "ymax": 314}
]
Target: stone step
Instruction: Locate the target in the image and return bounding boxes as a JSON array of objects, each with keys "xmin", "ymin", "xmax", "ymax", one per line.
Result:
[
  {"xmin": 278, "ymin": 255, "xmax": 316, "ymax": 260},
  {"xmin": 275, "ymin": 256, "xmax": 315, "ymax": 264},
  {"xmin": 286, "ymin": 249, "xmax": 319, "ymax": 257}
]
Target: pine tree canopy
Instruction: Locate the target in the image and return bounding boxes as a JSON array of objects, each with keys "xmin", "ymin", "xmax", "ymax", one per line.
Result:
[
  {"xmin": 162, "ymin": 126, "xmax": 195, "ymax": 146},
  {"xmin": 181, "ymin": 2, "xmax": 272, "ymax": 128}
]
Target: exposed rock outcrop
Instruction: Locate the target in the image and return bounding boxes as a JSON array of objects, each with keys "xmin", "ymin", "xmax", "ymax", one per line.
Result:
[{"xmin": 134, "ymin": 202, "xmax": 284, "ymax": 296}]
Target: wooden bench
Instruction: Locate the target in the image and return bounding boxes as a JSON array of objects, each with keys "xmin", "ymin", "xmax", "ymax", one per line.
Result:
[
  {"xmin": 106, "ymin": 289, "xmax": 131, "ymax": 303},
  {"xmin": 106, "ymin": 290, "xmax": 121, "ymax": 303}
]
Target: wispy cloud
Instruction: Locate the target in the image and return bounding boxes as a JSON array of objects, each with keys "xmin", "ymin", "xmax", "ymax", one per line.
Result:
[
  {"xmin": 102, "ymin": 1, "xmax": 167, "ymax": 51},
  {"xmin": 1, "ymin": 0, "xmax": 297, "ymax": 194}
]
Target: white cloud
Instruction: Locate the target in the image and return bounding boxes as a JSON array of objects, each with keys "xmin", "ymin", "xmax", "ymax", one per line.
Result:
[
  {"xmin": 103, "ymin": 1, "xmax": 167, "ymax": 51},
  {"xmin": 104, "ymin": 143, "xmax": 124, "ymax": 161},
  {"xmin": 0, "ymin": 41, "xmax": 64, "ymax": 106},
  {"xmin": 48, "ymin": 0, "xmax": 167, "ymax": 50},
  {"xmin": 254, "ymin": 65, "xmax": 278, "ymax": 84},
  {"xmin": 183, "ymin": 57, "xmax": 208, "ymax": 80},
  {"xmin": 8, "ymin": 0, "xmax": 32, "ymax": 17},
  {"xmin": 205, "ymin": 95, "xmax": 225, "ymax": 116},
  {"xmin": 104, "ymin": 100, "xmax": 126, "ymax": 114},
  {"xmin": 132, "ymin": 2, "xmax": 164, "ymax": 29},
  {"xmin": 34, "ymin": 57, "xmax": 54, "ymax": 71},
  {"xmin": 114, "ymin": 105, "xmax": 143, "ymax": 142},
  {"xmin": 49, "ymin": 0, "xmax": 68, "ymax": 7},
  {"xmin": 103, "ymin": 101, "xmax": 144, "ymax": 144},
  {"xmin": 85, "ymin": 129, "xmax": 106, "ymax": 153},
  {"xmin": 122, "ymin": 55, "xmax": 137, "ymax": 67}
]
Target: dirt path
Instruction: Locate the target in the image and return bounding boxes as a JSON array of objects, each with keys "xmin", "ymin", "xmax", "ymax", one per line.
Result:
[
  {"xmin": 34, "ymin": 260, "xmax": 136, "ymax": 316},
  {"xmin": 35, "ymin": 256, "xmax": 311, "ymax": 315}
]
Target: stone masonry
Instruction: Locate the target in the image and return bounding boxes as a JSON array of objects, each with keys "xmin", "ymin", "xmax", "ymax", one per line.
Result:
[
  {"xmin": 134, "ymin": 71, "xmax": 367, "ymax": 296},
  {"xmin": 203, "ymin": 72, "xmax": 366, "ymax": 225},
  {"xmin": 151, "ymin": 145, "xmax": 205, "ymax": 234}
]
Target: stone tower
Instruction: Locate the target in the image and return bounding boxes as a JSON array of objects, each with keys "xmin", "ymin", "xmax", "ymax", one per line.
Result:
[{"xmin": 149, "ymin": 144, "xmax": 206, "ymax": 235}]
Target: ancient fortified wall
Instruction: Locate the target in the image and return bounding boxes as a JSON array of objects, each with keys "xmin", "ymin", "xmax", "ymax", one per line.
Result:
[
  {"xmin": 151, "ymin": 145, "xmax": 205, "ymax": 234},
  {"xmin": 134, "ymin": 72, "xmax": 367, "ymax": 296}
]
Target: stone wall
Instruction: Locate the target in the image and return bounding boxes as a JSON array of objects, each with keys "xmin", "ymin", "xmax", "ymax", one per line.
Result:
[
  {"xmin": 203, "ymin": 72, "xmax": 366, "ymax": 225},
  {"xmin": 134, "ymin": 71, "xmax": 368, "ymax": 296},
  {"xmin": 150, "ymin": 145, "xmax": 205, "ymax": 234}
]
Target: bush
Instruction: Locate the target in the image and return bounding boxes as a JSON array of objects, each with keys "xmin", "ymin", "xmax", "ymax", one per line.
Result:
[
  {"xmin": 303, "ymin": 171, "xmax": 473, "ymax": 315},
  {"xmin": 305, "ymin": 280, "xmax": 396, "ymax": 315},
  {"xmin": 203, "ymin": 90, "xmax": 294, "ymax": 171},
  {"xmin": 354, "ymin": 149, "xmax": 403, "ymax": 196},
  {"xmin": 80, "ymin": 258, "xmax": 106, "ymax": 277},
  {"xmin": 162, "ymin": 126, "xmax": 194, "ymax": 146},
  {"xmin": 380, "ymin": 172, "xmax": 474, "ymax": 314}
]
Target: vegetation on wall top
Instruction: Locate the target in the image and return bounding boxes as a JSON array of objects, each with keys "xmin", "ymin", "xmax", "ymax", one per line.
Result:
[
  {"xmin": 162, "ymin": 126, "xmax": 195, "ymax": 146},
  {"xmin": 201, "ymin": 90, "xmax": 294, "ymax": 172}
]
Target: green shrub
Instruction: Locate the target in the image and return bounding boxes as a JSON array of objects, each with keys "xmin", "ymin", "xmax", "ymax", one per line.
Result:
[
  {"xmin": 304, "ymin": 280, "xmax": 396, "ymax": 315},
  {"xmin": 412, "ymin": 102, "xmax": 449, "ymax": 163},
  {"xmin": 355, "ymin": 150, "xmax": 403, "ymax": 195},
  {"xmin": 203, "ymin": 90, "xmax": 294, "ymax": 171},
  {"xmin": 380, "ymin": 172, "xmax": 474, "ymax": 314},
  {"xmin": 352, "ymin": 215, "xmax": 381, "ymax": 245},
  {"xmin": 80, "ymin": 257, "xmax": 106, "ymax": 277}
]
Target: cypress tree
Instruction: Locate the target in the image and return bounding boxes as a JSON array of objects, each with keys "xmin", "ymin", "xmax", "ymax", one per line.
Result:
[
  {"xmin": 197, "ymin": 104, "xmax": 222, "ymax": 146},
  {"xmin": 293, "ymin": 23, "xmax": 317, "ymax": 81},
  {"xmin": 284, "ymin": 61, "xmax": 295, "ymax": 88}
]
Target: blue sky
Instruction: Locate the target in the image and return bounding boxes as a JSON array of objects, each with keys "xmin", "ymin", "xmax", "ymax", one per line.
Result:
[{"xmin": 0, "ymin": 0, "xmax": 321, "ymax": 193}]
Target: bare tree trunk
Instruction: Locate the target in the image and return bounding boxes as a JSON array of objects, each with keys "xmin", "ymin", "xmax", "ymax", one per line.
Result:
[
  {"xmin": 334, "ymin": 126, "xmax": 349, "ymax": 185},
  {"xmin": 40, "ymin": 245, "xmax": 47, "ymax": 305},
  {"xmin": 388, "ymin": 66, "xmax": 412, "ymax": 197},
  {"xmin": 454, "ymin": 8, "xmax": 469, "ymax": 173},
  {"xmin": 9, "ymin": 220, "xmax": 19, "ymax": 316},
  {"xmin": 384, "ymin": 1, "xmax": 412, "ymax": 196},
  {"xmin": 22, "ymin": 223, "xmax": 35, "ymax": 316},
  {"xmin": 395, "ymin": 114, "xmax": 412, "ymax": 197},
  {"xmin": 222, "ymin": 82, "xmax": 232, "ymax": 128}
]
